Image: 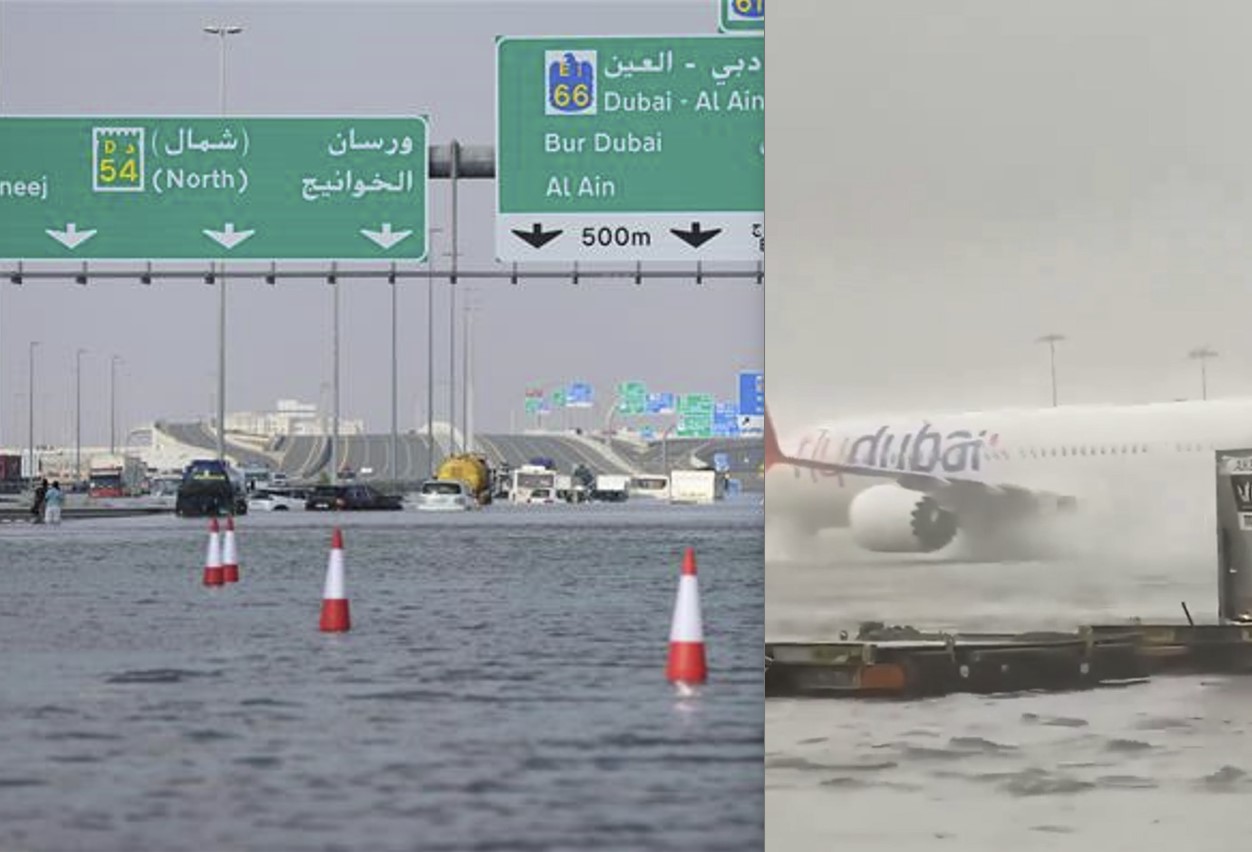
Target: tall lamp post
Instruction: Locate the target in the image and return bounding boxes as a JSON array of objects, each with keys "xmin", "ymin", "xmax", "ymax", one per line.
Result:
[
  {"xmin": 27, "ymin": 341, "xmax": 38, "ymax": 483},
  {"xmin": 1036, "ymin": 333, "xmax": 1066, "ymax": 407},
  {"xmin": 425, "ymin": 228, "xmax": 444, "ymax": 477},
  {"xmin": 461, "ymin": 290, "xmax": 478, "ymax": 455},
  {"xmin": 75, "ymin": 348, "xmax": 85, "ymax": 483},
  {"xmin": 110, "ymin": 355, "xmax": 122, "ymax": 454},
  {"xmin": 203, "ymin": 24, "xmax": 243, "ymax": 463},
  {"xmin": 1188, "ymin": 346, "xmax": 1218, "ymax": 401}
]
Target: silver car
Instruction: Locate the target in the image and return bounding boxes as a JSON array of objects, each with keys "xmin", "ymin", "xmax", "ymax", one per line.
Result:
[
  {"xmin": 248, "ymin": 489, "xmax": 304, "ymax": 512},
  {"xmin": 412, "ymin": 479, "xmax": 474, "ymax": 511}
]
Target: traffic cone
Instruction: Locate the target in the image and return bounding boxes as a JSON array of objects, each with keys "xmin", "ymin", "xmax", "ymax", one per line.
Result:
[
  {"xmin": 202, "ymin": 518, "xmax": 224, "ymax": 587},
  {"xmin": 319, "ymin": 528, "xmax": 350, "ymax": 632},
  {"xmin": 222, "ymin": 516, "xmax": 240, "ymax": 583},
  {"xmin": 666, "ymin": 547, "xmax": 707, "ymax": 687}
]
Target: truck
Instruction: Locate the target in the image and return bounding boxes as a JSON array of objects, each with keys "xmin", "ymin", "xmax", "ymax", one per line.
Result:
[
  {"xmin": 668, "ymin": 469, "xmax": 726, "ymax": 505},
  {"xmin": 591, "ymin": 473, "xmax": 630, "ymax": 503},
  {"xmin": 88, "ymin": 454, "xmax": 147, "ymax": 497},
  {"xmin": 435, "ymin": 454, "xmax": 493, "ymax": 505},
  {"xmin": 175, "ymin": 459, "xmax": 249, "ymax": 517},
  {"xmin": 0, "ymin": 453, "xmax": 22, "ymax": 493}
]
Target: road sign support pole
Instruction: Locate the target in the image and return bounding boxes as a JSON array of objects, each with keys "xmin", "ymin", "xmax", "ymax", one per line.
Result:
[
  {"xmin": 390, "ymin": 262, "xmax": 398, "ymax": 484},
  {"xmin": 331, "ymin": 264, "xmax": 339, "ymax": 485},
  {"xmin": 427, "ymin": 252, "xmax": 435, "ymax": 476},
  {"xmin": 448, "ymin": 140, "xmax": 459, "ymax": 457}
]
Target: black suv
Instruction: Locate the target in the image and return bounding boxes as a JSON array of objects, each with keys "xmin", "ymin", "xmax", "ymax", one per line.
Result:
[{"xmin": 305, "ymin": 484, "xmax": 403, "ymax": 511}]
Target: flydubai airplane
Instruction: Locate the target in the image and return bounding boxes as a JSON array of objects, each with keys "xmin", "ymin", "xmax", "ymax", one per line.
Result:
[{"xmin": 765, "ymin": 398, "xmax": 1252, "ymax": 560}]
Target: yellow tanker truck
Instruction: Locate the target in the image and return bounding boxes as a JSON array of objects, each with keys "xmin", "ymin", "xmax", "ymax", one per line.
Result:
[{"xmin": 435, "ymin": 454, "xmax": 493, "ymax": 505}]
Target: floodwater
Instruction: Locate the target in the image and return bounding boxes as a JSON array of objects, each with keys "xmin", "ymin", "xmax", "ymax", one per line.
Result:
[
  {"xmin": 767, "ymin": 529, "xmax": 1252, "ymax": 852},
  {"xmin": 0, "ymin": 500, "xmax": 763, "ymax": 852}
]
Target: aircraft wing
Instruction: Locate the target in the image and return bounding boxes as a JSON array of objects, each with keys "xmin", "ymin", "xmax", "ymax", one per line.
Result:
[{"xmin": 778, "ymin": 455, "xmax": 1075, "ymax": 517}]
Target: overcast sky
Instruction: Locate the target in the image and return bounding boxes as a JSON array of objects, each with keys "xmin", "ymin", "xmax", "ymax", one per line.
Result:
[
  {"xmin": 769, "ymin": 0, "xmax": 1252, "ymax": 430},
  {"xmin": 0, "ymin": 0, "xmax": 763, "ymax": 447}
]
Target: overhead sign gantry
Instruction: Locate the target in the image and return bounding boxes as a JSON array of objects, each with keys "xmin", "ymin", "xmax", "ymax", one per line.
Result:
[{"xmin": 0, "ymin": 116, "xmax": 429, "ymax": 261}]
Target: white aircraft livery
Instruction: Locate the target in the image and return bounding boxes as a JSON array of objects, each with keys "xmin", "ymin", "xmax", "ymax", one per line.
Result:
[{"xmin": 765, "ymin": 398, "xmax": 1252, "ymax": 560}]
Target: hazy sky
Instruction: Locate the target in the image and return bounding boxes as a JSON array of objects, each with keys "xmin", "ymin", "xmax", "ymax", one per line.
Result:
[
  {"xmin": 0, "ymin": 0, "xmax": 763, "ymax": 447},
  {"xmin": 769, "ymin": 0, "xmax": 1252, "ymax": 429}
]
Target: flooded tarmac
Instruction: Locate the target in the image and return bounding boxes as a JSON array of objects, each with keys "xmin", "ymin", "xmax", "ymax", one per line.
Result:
[
  {"xmin": 1, "ymin": 501, "xmax": 763, "ymax": 851},
  {"xmin": 767, "ymin": 529, "xmax": 1249, "ymax": 851}
]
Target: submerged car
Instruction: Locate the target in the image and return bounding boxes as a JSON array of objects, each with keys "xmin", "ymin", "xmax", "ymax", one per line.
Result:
[
  {"xmin": 247, "ymin": 489, "xmax": 304, "ymax": 512},
  {"xmin": 525, "ymin": 487, "xmax": 557, "ymax": 505},
  {"xmin": 412, "ymin": 479, "xmax": 474, "ymax": 512},
  {"xmin": 304, "ymin": 483, "xmax": 403, "ymax": 511}
]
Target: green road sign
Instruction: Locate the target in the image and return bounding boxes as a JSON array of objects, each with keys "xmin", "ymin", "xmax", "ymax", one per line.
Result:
[
  {"xmin": 525, "ymin": 397, "xmax": 541, "ymax": 415},
  {"xmin": 677, "ymin": 392, "xmax": 715, "ymax": 438},
  {"xmin": 719, "ymin": 0, "xmax": 764, "ymax": 33},
  {"xmin": 496, "ymin": 36, "xmax": 763, "ymax": 263},
  {"xmin": 0, "ymin": 117, "xmax": 428, "ymax": 261},
  {"xmin": 617, "ymin": 380, "xmax": 648, "ymax": 415},
  {"xmin": 551, "ymin": 388, "xmax": 567, "ymax": 408}
]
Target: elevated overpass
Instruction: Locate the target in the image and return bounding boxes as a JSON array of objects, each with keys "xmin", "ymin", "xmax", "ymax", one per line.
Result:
[{"xmin": 152, "ymin": 422, "xmax": 762, "ymax": 490}]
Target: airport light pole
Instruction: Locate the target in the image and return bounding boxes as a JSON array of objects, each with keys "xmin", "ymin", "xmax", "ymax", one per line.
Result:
[
  {"xmin": 27, "ymin": 341, "xmax": 38, "ymax": 483},
  {"xmin": 1036, "ymin": 333, "xmax": 1065, "ymax": 407},
  {"xmin": 75, "ymin": 348, "xmax": 85, "ymax": 483},
  {"xmin": 203, "ymin": 24, "xmax": 243, "ymax": 463},
  {"xmin": 1188, "ymin": 346, "xmax": 1218, "ymax": 401}
]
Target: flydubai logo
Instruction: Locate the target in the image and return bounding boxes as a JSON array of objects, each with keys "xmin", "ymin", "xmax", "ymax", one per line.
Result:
[{"xmin": 844, "ymin": 423, "xmax": 998, "ymax": 474}]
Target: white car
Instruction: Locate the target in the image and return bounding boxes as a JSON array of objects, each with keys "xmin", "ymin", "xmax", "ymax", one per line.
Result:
[
  {"xmin": 248, "ymin": 489, "xmax": 304, "ymax": 512},
  {"xmin": 412, "ymin": 479, "xmax": 474, "ymax": 512},
  {"xmin": 525, "ymin": 487, "xmax": 558, "ymax": 505}
]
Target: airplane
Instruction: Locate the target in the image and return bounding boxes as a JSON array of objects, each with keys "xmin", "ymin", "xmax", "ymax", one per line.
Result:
[{"xmin": 765, "ymin": 398, "xmax": 1252, "ymax": 560}]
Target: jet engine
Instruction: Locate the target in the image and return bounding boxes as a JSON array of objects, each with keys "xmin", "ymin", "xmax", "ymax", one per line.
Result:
[{"xmin": 848, "ymin": 484, "xmax": 958, "ymax": 553}]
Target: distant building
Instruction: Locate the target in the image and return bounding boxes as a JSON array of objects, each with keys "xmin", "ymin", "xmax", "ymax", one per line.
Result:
[{"xmin": 224, "ymin": 399, "xmax": 364, "ymax": 437}]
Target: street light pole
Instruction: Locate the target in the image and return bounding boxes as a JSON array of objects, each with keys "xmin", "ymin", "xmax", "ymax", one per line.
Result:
[
  {"xmin": 110, "ymin": 355, "xmax": 121, "ymax": 454},
  {"xmin": 426, "ymin": 227, "xmax": 443, "ymax": 476},
  {"xmin": 462, "ymin": 298, "xmax": 471, "ymax": 453},
  {"xmin": 27, "ymin": 341, "xmax": 38, "ymax": 482},
  {"xmin": 449, "ymin": 273, "xmax": 457, "ymax": 456},
  {"xmin": 1036, "ymin": 334, "xmax": 1066, "ymax": 407},
  {"xmin": 75, "ymin": 348, "xmax": 85, "ymax": 483},
  {"xmin": 204, "ymin": 24, "xmax": 243, "ymax": 464},
  {"xmin": 1188, "ymin": 346, "xmax": 1218, "ymax": 401}
]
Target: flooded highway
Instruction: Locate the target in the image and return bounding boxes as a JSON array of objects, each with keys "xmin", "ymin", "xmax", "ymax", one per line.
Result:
[{"xmin": 1, "ymin": 501, "xmax": 763, "ymax": 851}]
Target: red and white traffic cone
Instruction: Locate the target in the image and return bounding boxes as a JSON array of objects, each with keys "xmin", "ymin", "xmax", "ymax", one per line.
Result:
[
  {"xmin": 666, "ymin": 547, "xmax": 707, "ymax": 690},
  {"xmin": 319, "ymin": 528, "xmax": 350, "ymax": 632},
  {"xmin": 222, "ymin": 516, "xmax": 240, "ymax": 583},
  {"xmin": 202, "ymin": 518, "xmax": 224, "ymax": 587}
]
